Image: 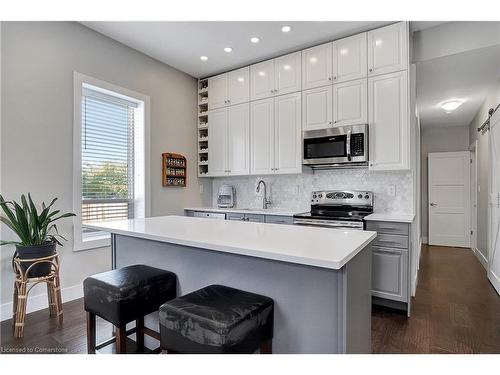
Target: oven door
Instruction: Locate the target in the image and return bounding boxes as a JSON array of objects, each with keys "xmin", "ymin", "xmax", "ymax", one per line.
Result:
[
  {"xmin": 293, "ymin": 218, "xmax": 364, "ymax": 230},
  {"xmin": 302, "ymin": 125, "xmax": 368, "ymax": 166}
]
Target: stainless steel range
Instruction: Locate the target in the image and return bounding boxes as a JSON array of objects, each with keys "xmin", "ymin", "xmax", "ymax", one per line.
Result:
[{"xmin": 293, "ymin": 190, "xmax": 373, "ymax": 230}]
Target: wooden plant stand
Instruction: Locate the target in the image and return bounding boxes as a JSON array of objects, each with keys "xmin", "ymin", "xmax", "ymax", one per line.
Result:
[{"xmin": 12, "ymin": 252, "xmax": 63, "ymax": 338}]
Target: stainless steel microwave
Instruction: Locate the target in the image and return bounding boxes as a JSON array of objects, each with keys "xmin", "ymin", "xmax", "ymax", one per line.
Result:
[{"xmin": 302, "ymin": 124, "xmax": 368, "ymax": 169}]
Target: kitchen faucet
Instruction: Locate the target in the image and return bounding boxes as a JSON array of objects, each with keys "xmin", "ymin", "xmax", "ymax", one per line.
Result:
[{"xmin": 256, "ymin": 180, "xmax": 272, "ymax": 209}]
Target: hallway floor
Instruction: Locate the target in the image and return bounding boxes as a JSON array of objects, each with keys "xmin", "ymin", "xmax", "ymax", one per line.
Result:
[{"xmin": 372, "ymin": 245, "xmax": 500, "ymax": 353}]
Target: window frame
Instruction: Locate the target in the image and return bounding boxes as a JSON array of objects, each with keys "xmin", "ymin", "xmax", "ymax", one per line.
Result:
[{"xmin": 73, "ymin": 72, "xmax": 151, "ymax": 251}]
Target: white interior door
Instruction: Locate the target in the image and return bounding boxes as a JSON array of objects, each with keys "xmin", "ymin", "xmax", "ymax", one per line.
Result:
[
  {"xmin": 428, "ymin": 152, "xmax": 470, "ymax": 247},
  {"xmin": 488, "ymin": 109, "xmax": 500, "ymax": 294}
]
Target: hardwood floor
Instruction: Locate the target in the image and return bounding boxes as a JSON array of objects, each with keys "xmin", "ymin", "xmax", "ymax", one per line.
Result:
[
  {"xmin": 373, "ymin": 245, "xmax": 500, "ymax": 353},
  {"xmin": 2, "ymin": 244, "xmax": 499, "ymax": 354}
]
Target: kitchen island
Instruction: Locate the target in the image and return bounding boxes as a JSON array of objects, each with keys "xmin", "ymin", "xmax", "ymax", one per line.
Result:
[{"xmin": 84, "ymin": 215, "xmax": 376, "ymax": 354}]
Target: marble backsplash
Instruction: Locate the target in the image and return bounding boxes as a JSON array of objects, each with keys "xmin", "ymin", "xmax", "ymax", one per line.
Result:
[{"xmin": 212, "ymin": 169, "xmax": 414, "ymax": 214}]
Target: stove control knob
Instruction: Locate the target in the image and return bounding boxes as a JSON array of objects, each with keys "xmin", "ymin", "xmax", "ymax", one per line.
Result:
[
  {"xmin": 318, "ymin": 194, "xmax": 323, "ymax": 198},
  {"xmin": 364, "ymin": 195, "xmax": 370, "ymax": 199},
  {"xmin": 358, "ymin": 194, "xmax": 363, "ymax": 199},
  {"xmin": 312, "ymin": 194, "xmax": 317, "ymax": 199}
]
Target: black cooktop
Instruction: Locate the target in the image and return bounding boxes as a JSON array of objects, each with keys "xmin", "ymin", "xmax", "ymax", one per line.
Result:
[{"xmin": 294, "ymin": 205, "xmax": 373, "ymax": 222}]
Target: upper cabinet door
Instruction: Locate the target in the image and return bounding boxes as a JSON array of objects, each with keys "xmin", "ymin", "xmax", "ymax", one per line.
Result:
[
  {"xmin": 227, "ymin": 103, "xmax": 250, "ymax": 176},
  {"xmin": 274, "ymin": 93, "xmax": 302, "ymax": 174},
  {"xmin": 368, "ymin": 71, "xmax": 409, "ymax": 170},
  {"xmin": 275, "ymin": 52, "xmax": 301, "ymax": 96},
  {"xmin": 302, "ymin": 86, "xmax": 333, "ymax": 131},
  {"xmin": 208, "ymin": 73, "xmax": 228, "ymax": 110},
  {"xmin": 332, "ymin": 79, "xmax": 367, "ymax": 127},
  {"xmin": 332, "ymin": 33, "xmax": 367, "ymax": 83},
  {"xmin": 250, "ymin": 98, "xmax": 275, "ymax": 175},
  {"xmin": 208, "ymin": 108, "xmax": 228, "ymax": 176},
  {"xmin": 368, "ymin": 22, "xmax": 408, "ymax": 76},
  {"xmin": 302, "ymin": 42, "xmax": 333, "ymax": 90},
  {"xmin": 250, "ymin": 60, "xmax": 275, "ymax": 101},
  {"xmin": 227, "ymin": 67, "xmax": 250, "ymax": 106}
]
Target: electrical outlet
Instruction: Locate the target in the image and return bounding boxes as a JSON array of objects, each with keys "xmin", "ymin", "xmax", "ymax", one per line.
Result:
[{"xmin": 387, "ymin": 184, "xmax": 396, "ymax": 197}]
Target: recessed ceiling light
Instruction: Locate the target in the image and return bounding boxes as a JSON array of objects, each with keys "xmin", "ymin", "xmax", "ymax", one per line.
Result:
[
  {"xmin": 250, "ymin": 37, "xmax": 260, "ymax": 44},
  {"xmin": 200, "ymin": 55, "xmax": 208, "ymax": 61},
  {"xmin": 441, "ymin": 100, "xmax": 464, "ymax": 112},
  {"xmin": 281, "ymin": 25, "xmax": 292, "ymax": 33},
  {"xmin": 224, "ymin": 47, "xmax": 233, "ymax": 53}
]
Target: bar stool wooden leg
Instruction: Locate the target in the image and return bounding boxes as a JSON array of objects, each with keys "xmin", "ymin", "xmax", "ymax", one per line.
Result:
[
  {"xmin": 260, "ymin": 339, "xmax": 272, "ymax": 354},
  {"xmin": 14, "ymin": 281, "xmax": 27, "ymax": 338},
  {"xmin": 12, "ymin": 282, "xmax": 19, "ymax": 330},
  {"xmin": 136, "ymin": 317, "xmax": 144, "ymax": 351},
  {"xmin": 115, "ymin": 325, "xmax": 127, "ymax": 354},
  {"xmin": 86, "ymin": 312, "xmax": 96, "ymax": 354}
]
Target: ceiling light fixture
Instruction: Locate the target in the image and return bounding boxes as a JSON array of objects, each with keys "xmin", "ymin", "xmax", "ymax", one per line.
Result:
[
  {"xmin": 440, "ymin": 100, "xmax": 464, "ymax": 112},
  {"xmin": 281, "ymin": 25, "xmax": 292, "ymax": 33},
  {"xmin": 200, "ymin": 55, "xmax": 208, "ymax": 61},
  {"xmin": 224, "ymin": 47, "xmax": 233, "ymax": 53},
  {"xmin": 250, "ymin": 37, "xmax": 260, "ymax": 44}
]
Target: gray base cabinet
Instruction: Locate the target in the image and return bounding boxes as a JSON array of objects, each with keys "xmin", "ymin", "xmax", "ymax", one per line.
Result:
[
  {"xmin": 185, "ymin": 210, "xmax": 293, "ymax": 225},
  {"xmin": 366, "ymin": 220, "xmax": 411, "ymax": 315}
]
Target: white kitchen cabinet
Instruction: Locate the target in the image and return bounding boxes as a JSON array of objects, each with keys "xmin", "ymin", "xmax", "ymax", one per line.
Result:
[
  {"xmin": 250, "ymin": 94, "xmax": 302, "ymax": 175},
  {"xmin": 250, "ymin": 60, "xmax": 275, "ymax": 100},
  {"xmin": 208, "ymin": 73, "xmax": 228, "ymax": 110},
  {"xmin": 332, "ymin": 78, "xmax": 367, "ymax": 126},
  {"xmin": 274, "ymin": 93, "xmax": 302, "ymax": 174},
  {"xmin": 208, "ymin": 108, "xmax": 228, "ymax": 176},
  {"xmin": 250, "ymin": 98, "xmax": 275, "ymax": 174},
  {"xmin": 332, "ymin": 33, "xmax": 367, "ymax": 83},
  {"xmin": 227, "ymin": 103, "xmax": 250, "ymax": 175},
  {"xmin": 368, "ymin": 22, "xmax": 408, "ymax": 76},
  {"xmin": 368, "ymin": 70, "xmax": 409, "ymax": 170},
  {"xmin": 302, "ymin": 42, "xmax": 333, "ymax": 90},
  {"xmin": 208, "ymin": 104, "xmax": 250, "ymax": 176},
  {"xmin": 275, "ymin": 52, "xmax": 301, "ymax": 96},
  {"xmin": 302, "ymin": 85, "xmax": 333, "ymax": 131},
  {"xmin": 227, "ymin": 67, "xmax": 250, "ymax": 105}
]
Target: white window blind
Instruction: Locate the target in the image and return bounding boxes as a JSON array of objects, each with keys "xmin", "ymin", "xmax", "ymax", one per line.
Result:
[{"xmin": 81, "ymin": 88, "xmax": 137, "ymax": 234}]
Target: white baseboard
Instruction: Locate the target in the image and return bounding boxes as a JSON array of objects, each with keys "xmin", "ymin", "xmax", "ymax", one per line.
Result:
[
  {"xmin": 0, "ymin": 284, "xmax": 83, "ymax": 322},
  {"xmin": 472, "ymin": 247, "xmax": 488, "ymax": 270},
  {"xmin": 421, "ymin": 236, "xmax": 428, "ymax": 244}
]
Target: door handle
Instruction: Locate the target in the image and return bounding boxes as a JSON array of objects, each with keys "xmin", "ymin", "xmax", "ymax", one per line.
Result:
[{"xmin": 430, "ymin": 202, "xmax": 437, "ymax": 207}]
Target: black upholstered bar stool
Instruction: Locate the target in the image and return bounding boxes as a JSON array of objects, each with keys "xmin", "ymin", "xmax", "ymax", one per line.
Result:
[
  {"xmin": 84, "ymin": 264, "xmax": 176, "ymax": 354},
  {"xmin": 159, "ymin": 284, "xmax": 274, "ymax": 354}
]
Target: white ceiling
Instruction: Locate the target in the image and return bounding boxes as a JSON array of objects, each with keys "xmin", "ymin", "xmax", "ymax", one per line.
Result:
[
  {"xmin": 81, "ymin": 21, "xmax": 396, "ymax": 78},
  {"xmin": 416, "ymin": 45, "xmax": 500, "ymax": 128}
]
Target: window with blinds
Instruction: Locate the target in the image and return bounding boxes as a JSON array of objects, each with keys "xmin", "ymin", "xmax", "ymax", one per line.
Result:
[{"xmin": 81, "ymin": 87, "xmax": 137, "ymax": 236}]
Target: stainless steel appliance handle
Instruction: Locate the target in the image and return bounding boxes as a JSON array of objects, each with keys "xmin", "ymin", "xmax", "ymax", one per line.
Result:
[
  {"xmin": 293, "ymin": 218, "xmax": 363, "ymax": 229},
  {"xmin": 346, "ymin": 129, "xmax": 352, "ymax": 161}
]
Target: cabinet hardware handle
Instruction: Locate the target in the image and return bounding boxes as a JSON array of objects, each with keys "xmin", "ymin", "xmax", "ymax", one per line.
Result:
[
  {"xmin": 228, "ymin": 99, "xmax": 231, "ymax": 103},
  {"xmin": 430, "ymin": 202, "xmax": 437, "ymax": 207},
  {"xmin": 369, "ymin": 68, "xmax": 373, "ymax": 72},
  {"xmin": 328, "ymin": 77, "xmax": 332, "ymax": 81},
  {"xmin": 329, "ymin": 121, "xmax": 333, "ymax": 125},
  {"xmin": 333, "ymin": 76, "xmax": 337, "ymax": 80}
]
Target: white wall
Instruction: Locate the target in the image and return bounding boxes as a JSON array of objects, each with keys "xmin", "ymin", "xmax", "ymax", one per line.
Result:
[
  {"xmin": 420, "ymin": 126, "xmax": 470, "ymax": 241},
  {"xmin": 0, "ymin": 22, "xmax": 212, "ymax": 314},
  {"xmin": 468, "ymin": 80, "xmax": 500, "ymax": 262}
]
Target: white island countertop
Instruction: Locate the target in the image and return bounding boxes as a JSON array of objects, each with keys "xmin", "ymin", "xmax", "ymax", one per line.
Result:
[
  {"xmin": 84, "ymin": 215, "xmax": 376, "ymax": 270},
  {"xmin": 184, "ymin": 207, "xmax": 307, "ymax": 216}
]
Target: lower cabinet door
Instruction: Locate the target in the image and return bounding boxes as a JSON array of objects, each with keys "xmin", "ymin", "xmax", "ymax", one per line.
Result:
[
  {"xmin": 227, "ymin": 213, "xmax": 245, "ymax": 221},
  {"xmin": 245, "ymin": 214, "xmax": 265, "ymax": 223},
  {"xmin": 372, "ymin": 246, "xmax": 408, "ymax": 302}
]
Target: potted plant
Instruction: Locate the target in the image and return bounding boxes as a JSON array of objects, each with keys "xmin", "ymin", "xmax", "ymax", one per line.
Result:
[{"xmin": 0, "ymin": 193, "xmax": 75, "ymax": 277}]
